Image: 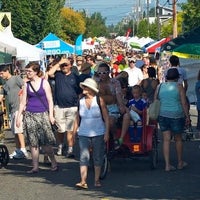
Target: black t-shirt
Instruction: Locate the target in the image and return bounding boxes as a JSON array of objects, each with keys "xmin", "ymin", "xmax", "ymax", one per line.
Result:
[{"xmin": 54, "ymin": 71, "xmax": 81, "ymax": 108}]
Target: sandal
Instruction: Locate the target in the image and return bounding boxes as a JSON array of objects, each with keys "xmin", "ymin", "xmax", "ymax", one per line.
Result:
[
  {"xmin": 94, "ymin": 180, "xmax": 101, "ymax": 187},
  {"xmin": 27, "ymin": 169, "xmax": 39, "ymax": 174},
  {"xmin": 165, "ymin": 165, "xmax": 176, "ymax": 172},
  {"xmin": 76, "ymin": 182, "xmax": 88, "ymax": 189},
  {"xmin": 114, "ymin": 138, "xmax": 123, "ymax": 150},
  {"xmin": 177, "ymin": 162, "xmax": 188, "ymax": 170},
  {"xmin": 51, "ymin": 165, "xmax": 59, "ymax": 172}
]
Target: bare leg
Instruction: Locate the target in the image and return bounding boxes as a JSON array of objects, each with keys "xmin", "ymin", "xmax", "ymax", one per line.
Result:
[
  {"xmin": 17, "ymin": 133, "xmax": 26, "ymax": 148},
  {"xmin": 29, "ymin": 146, "xmax": 39, "ymax": 171},
  {"xmin": 94, "ymin": 166, "xmax": 101, "ymax": 186},
  {"xmin": 43, "ymin": 145, "xmax": 57, "ymax": 168},
  {"xmin": 67, "ymin": 131, "xmax": 74, "ymax": 150},
  {"xmin": 120, "ymin": 112, "xmax": 130, "ymax": 142},
  {"xmin": 56, "ymin": 132, "xmax": 65, "ymax": 155},
  {"xmin": 80, "ymin": 165, "xmax": 88, "ymax": 184},
  {"xmin": 162, "ymin": 130, "xmax": 172, "ymax": 171},
  {"xmin": 174, "ymin": 134, "xmax": 183, "ymax": 167}
]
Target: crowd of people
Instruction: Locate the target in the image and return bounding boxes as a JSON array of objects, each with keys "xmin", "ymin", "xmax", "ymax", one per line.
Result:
[{"xmin": 0, "ymin": 38, "xmax": 199, "ymax": 189}]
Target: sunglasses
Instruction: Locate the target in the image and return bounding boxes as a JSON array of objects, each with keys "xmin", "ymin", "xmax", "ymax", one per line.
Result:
[
  {"xmin": 97, "ymin": 71, "xmax": 109, "ymax": 75},
  {"xmin": 129, "ymin": 61, "xmax": 135, "ymax": 63}
]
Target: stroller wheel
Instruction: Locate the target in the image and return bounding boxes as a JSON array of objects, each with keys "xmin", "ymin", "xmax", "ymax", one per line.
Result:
[{"xmin": 0, "ymin": 144, "xmax": 9, "ymax": 167}]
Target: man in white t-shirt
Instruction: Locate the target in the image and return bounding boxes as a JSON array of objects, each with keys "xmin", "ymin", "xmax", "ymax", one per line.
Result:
[{"xmin": 123, "ymin": 57, "xmax": 143, "ymax": 87}]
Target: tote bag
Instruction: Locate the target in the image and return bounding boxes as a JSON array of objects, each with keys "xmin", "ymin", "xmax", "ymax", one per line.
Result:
[{"xmin": 149, "ymin": 84, "xmax": 162, "ymax": 120}]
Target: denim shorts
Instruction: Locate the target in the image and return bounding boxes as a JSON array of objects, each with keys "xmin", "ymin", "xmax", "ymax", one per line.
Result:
[
  {"xmin": 79, "ymin": 135, "xmax": 104, "ymax": 166},
  {"xmin": 158, "ymin": 116, "xmax": 185, "ymax": 134}
]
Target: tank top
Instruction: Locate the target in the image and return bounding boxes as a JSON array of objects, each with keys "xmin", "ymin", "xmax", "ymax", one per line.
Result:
[
  {"xmin": 78, "ymin": 96, "xmax": 105, "ymax": 137},
  {"xmin": 159, "ymin": 82, "xmax": 184, "ymax": 118},
  {"xmin": 26, "ymin": 79, "xmax": 48, "ymax": 113}
]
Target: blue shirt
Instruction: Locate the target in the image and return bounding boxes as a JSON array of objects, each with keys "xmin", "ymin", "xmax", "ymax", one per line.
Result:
[
  {"xmin": 128, "ymin": 98, "xmax": 147, "ymax": 112},
  {"xmin": 54, "ymin": 71, "xmax": 80, "ymax": 108},
  {"xmin": 159, "ymin": 82, "xmax": 184, "ymax": 118}
]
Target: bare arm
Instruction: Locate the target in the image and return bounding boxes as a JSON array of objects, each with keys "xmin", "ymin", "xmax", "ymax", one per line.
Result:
[
  {"xmin": 99, "ymin": 97, "xmax": 110, "ymax": 142},
  {"xmin": 48, "ymin": 57, "xmax": 67, "ymax": 76},
  {"xmin": 16, "ymin": 83, "xmax": 28, "ymax": 127},
  {"xmin": 43, "ymin": 79, "xmax": 55, "ymax": 124},
  {"xmin": 178, "ymin": 84, "xmax": 190, "ymax": 124}
]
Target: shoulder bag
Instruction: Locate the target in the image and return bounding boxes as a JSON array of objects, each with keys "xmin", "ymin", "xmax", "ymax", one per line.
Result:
[{"xmin": 148, "ymin": 83, "xmax": 162, "ymax": 120}]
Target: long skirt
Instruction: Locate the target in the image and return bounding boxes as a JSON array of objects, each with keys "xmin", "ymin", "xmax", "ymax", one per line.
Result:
[{"xmin": 23, "ymin": 111, "xmax": 56, "ymax": 147}]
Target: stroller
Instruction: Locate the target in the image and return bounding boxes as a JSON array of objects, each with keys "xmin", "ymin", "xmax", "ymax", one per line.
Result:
[{"xmin": 0, "ymin": 111, "xmax": 9, "ymax": 168}]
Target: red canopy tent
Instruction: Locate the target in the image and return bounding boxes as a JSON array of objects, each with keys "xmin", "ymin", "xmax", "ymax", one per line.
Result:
[{"xmin": 146, "ymin": 37, "xmax": 171, "ymax": 53}]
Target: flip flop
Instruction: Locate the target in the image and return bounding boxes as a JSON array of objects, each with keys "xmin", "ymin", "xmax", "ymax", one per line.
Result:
[
  {"xmin": 165, "ymin": 165, "xmax": 176, "ymax": 172},
  {"xmin": 94, "ymin": 180, "xmax": 101, "ymax": 187},
  {"xmin": 76, "ymin": 182, "xmax": 88, "ymax": 189},
  {"xmin": 177, "ymin": 162, "xmax": 188, "ymax": 170}
]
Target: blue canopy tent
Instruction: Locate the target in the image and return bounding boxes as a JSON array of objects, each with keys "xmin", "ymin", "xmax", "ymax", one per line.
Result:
[{"xmin": 36, "ymin": 33, "xmax": 74, "ymax": 55}]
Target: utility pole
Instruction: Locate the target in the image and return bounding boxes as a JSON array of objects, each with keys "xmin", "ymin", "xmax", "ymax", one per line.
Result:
[
  {"xmin": 147, "ymin": 0, "xmax": 150, "ymax": 36},
  {"xmin": 172, "ymin": 0, "xmax": 177, "ymax": 38},
  {"xmin": 156, "ymin": 0, "xmax": 160, "ymax": 39}
]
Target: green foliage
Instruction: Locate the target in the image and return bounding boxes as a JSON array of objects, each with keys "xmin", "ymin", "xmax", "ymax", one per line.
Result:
[
  {"xmin": 137, "ymin": 19, "xmax": 149, "ymax": 37},
  {"xmin": 161, "ymin": 13, "xmax": 183, "ymax": 38},
  {"xmin": 84, "ymin": 12, "xmax": 109, "ymax": 38},
  {"xmin": 60, "ymin": 8, "xmax": 86, "ymax": 44},
  {"xmin": 181, "ymin": 1, "xmax": 200, "ymax": 31},
  {"xmin": 1, "ymin": 0, "xmax": 65, "ymax": 44}
]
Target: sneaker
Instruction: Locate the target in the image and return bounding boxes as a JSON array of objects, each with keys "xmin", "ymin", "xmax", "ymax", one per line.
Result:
[
  {"xmin": 13, "ymin": 150, "xmax": 27, "ymax": 159},
  {"xmin": 9, "ymin": 149, "xmax": 20, "ymax": 159},
  {"xmin": 22, "ymin": 150, "xmax": 29, "ymax": 159},
  {"xmin": 66, "ymin": 152, "xmax": 75, "ymax": 158},
  {"xmin": 57, "ymin": 147, "xmax": 62, "ymax": 156}
]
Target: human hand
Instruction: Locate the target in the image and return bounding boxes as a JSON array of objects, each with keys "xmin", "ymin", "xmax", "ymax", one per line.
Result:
[
  {"xmin": 49, "ymin": 115, "xmax": 55, "ymax": 125},
  {"xmin": 104, "ymin": 132, "xmax": 109, "ymax": 142}
]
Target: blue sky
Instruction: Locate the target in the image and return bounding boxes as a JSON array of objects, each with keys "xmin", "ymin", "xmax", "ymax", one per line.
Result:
[{"xmin": 67, "ymin": 0, "xmax": 187, "ymax": 25}]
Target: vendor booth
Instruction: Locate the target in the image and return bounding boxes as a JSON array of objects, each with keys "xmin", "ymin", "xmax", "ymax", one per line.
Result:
[{"xmin": 36, "ymin": 33, "xmax": 74, "ymax": 55}]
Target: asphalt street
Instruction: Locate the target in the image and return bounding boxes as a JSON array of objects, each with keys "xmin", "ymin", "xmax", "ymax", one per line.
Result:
[{"xmin": 0, "ymin": 105, "xmax": 199, "ymax": 200}]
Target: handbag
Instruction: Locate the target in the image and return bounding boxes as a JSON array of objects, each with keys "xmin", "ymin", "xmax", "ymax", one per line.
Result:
[
  {"xmin": 149, "ymin": 84, "xmax": 162, "ymax": 120},
  {"xmin": 27, "ymin": 81, "xmax": 58, "ymax": 133}
]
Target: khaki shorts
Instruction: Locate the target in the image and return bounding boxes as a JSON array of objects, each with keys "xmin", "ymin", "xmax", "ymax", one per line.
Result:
[
  {"xmin": 54, "ymin": 105, "xmax": 78, "ymax": 133},
  {"xmin": 11, "ymin": 111, "xmax": 23, "ymax": 134}
]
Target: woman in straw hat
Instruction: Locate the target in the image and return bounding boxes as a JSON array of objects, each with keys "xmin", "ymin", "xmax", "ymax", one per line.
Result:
[{"xmin": 74, "ymin": 78, "xmax": 109, "ymax": 189}]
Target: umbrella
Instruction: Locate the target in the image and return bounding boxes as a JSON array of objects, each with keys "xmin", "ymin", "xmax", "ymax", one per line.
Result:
[{"xmin": 172, "ymin": 43, "xmax": 200, "ymax": 59}]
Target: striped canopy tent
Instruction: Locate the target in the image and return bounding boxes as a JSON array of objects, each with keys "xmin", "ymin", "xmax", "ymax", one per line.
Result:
[{"xmin": 161, "ymin": 26, "xmax": 200, "ymax": 59}]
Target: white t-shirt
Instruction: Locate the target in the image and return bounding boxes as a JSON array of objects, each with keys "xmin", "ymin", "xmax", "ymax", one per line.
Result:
[{"xmin": 124, "ymin": 67, "xmax": 143, "ymax": 86}]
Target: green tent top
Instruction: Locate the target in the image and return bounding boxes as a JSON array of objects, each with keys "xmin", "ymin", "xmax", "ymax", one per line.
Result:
[{"xmin": 0, "ymin": 51, "xmax": 12, "ymax": 65}]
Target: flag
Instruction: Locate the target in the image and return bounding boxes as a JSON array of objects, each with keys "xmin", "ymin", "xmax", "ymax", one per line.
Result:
[
  {"xmin": 75, "ymin": 34, "xmax": 83, "ymax": 55},
  {"xmin": 125, "ymin": 28, "xmax": 131, "ymax": 40}
]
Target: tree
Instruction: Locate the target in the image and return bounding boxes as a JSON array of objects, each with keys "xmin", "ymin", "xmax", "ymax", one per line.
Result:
[
  {"xmin": 84, "ymin": 12, "xmax": 109, "ymax": 38},
  {"xmin": 60, "ymin": 8, "xmax": 86, "ymax": 44},
  {"xmin": 137, "ymin": 19, "xmax": 149, "ymax": 37},
  {"xmin": 161, "ymin": 13, "xmax": 183, "ymax": 38},
  {"xmin": 1, "ymin": 0, "xmax": 65, "ymax": 44},
  {"xmin": 181, "ymin": 0, "xmax": 200, "ymax": 31}
]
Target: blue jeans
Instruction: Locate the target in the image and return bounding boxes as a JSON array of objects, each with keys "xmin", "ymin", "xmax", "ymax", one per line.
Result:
[
  {"xmin": 78, "ymin": 135, "xmax": 104, "ymax": 166},
  {"xmin": 158, "ymin": 116, "xmax": 185, "ymax": 134}
]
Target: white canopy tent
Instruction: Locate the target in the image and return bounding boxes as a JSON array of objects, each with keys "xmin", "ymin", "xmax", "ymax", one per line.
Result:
[
  {"xmin": 0, "ymin": 29, "xmax": 45, "ymax": 62},
  {"xmin": 0, "ymin": 41, "xmax": 17, "ymax": 56}
]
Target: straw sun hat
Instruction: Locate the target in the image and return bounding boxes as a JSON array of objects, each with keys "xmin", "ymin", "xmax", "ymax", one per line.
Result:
[{"xmin": 80, "ymin": 78, "xmax": 99, "ymax": 93}]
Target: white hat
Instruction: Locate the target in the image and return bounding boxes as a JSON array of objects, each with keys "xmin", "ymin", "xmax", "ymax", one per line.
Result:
[{"xmin": 80, "ymin": 78, "xmax": 99, "ymax": 93}]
